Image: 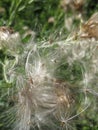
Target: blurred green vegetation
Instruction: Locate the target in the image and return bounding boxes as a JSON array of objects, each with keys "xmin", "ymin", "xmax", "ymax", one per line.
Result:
[
  {"xmin": 0, "ymin": 0, "xmax": 98, "ymax": 130},
  {"xmin": 0, "ymin": 0, "xmax": 66, "ymax": 39}
]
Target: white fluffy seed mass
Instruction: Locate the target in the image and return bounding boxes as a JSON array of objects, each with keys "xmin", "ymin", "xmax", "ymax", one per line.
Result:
[{"xmin": 1, "ymin": 30, "xmax": 98, "ymax": 130}]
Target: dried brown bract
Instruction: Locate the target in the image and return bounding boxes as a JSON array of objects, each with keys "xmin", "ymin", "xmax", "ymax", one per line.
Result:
[
  {"xmin": 80, "ymin": 12, "xmax": 98, "ymax": 39},
  {"xmin": 48, "ymin": 17, "xmax": 55, "ymax": 23},
  {"xmin": 73, "ymin": 0, "xmax": 84, "ymax": 11},
  {"xmin": 0, "ymin": 26, "xmax": 14, "ymax": 34},
  {"xmin": 60, "ymin": 0, "xmax": 84, "ymax": 11}
]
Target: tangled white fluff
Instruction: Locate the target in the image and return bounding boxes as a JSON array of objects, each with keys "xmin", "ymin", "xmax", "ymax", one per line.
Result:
[{"xmin": 1, "ymin": 29, "xmax": 98, "ymax": 130}]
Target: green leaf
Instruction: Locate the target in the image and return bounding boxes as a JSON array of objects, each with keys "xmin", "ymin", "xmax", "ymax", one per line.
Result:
[
  {"xmin": 28, "ymin": 0, "xmax": 34, "ymax": 4},
  {"xmin": 18, "ymin": 6, "xmax": 26, "ymax": 11}
]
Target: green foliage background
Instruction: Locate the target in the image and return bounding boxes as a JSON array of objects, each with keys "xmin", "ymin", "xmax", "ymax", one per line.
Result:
[{"xmin": 0, "ymin": 0, "xmax": 98, "ymax": 130}]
